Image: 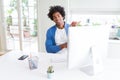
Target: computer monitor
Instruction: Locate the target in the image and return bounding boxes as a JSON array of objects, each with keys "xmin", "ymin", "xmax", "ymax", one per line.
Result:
[{"xmin": 68, "ymin": 25, "xmax": 110, "ymax": 75}]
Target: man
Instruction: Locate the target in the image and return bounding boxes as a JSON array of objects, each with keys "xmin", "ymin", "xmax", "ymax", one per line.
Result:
[{"xmin": 45, "ymin": 5, "xmax": 78, "ymax": 53}]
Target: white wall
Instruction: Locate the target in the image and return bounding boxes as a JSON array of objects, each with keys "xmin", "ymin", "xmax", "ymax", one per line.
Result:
[
  {"xmin": 69, "ymin": 0, "xmax": 120, "ymax": 14},
  {"xmin": 38, "ymin": 0, "xmax": 68, "ymax": 52},
  {"xmin": 70, "ymin": 0, "xmax": 120, "ymax": 9}
]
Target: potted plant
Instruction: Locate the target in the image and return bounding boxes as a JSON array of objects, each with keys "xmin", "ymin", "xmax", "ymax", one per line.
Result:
[{"xmin": 47, "ymin": 66, "xmax": 54, "ymax": 79}]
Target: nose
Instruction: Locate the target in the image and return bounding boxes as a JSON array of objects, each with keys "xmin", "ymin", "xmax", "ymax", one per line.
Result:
[{"xmin": 55, "ymin": 16, "xmax": 59, "ymax": 21}]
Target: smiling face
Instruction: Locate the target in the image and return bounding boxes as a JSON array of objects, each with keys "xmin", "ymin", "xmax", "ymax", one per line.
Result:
[{"xmin": 52, "ymin": 12, "xmax": 64, "ymax": 29}]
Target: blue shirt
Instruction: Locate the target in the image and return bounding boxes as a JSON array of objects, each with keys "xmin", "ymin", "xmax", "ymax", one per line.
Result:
[{"xmin": 45, "ymin": 23, "xmax": 70, "ymax": 53}]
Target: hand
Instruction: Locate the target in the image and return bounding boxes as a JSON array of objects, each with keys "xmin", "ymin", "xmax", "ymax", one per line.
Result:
[
  {"xmin": 59, "ymin": 43, "xmax": 67, "ymax": 49},
  {"xmin": 70, "ymin": 21, "xmax": 80, "ymax": 27}
]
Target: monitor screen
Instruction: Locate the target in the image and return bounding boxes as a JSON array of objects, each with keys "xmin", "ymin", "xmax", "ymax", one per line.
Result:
[{"xmin": 67, "ymin": 25, "xmax": 110, "ymax": 75}]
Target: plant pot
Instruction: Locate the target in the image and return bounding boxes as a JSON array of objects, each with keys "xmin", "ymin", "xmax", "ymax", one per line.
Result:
[
  {"xmin": 47, "ymin": 72, "xmax": 54, "ymax": 79},
  {"xmin": 23, "ymin": 31, "xmax": 30, "ymax": 38}
]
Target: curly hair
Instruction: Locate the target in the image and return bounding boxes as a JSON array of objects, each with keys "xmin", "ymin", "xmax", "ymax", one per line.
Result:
[{"xmin": 47, "ymin": 5, "xmax": 65, "ymax": 20}]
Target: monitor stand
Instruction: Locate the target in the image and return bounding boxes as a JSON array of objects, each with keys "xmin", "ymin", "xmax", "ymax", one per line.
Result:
[{"xmin": 80, "ymin": 46, "xmax": 103, "ymax": 76}]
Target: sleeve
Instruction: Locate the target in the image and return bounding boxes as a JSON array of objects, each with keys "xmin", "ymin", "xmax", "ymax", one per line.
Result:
[{"xmin": 45, "ymin": 29, "xmax": 61, "ymax": 53}]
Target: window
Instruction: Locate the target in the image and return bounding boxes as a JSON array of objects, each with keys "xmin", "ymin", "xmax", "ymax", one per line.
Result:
[{"xmin": 3, "ymin": 0, "xmax": 39, "ymax": 52}]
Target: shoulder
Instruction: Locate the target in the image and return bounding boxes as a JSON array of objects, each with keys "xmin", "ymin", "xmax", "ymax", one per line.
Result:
[
  {"xmin": 47, "ymin": 25, "xmax": 57, "ymax": 34},
  {"xmin": 49, "ymin": 25, "xmax": 56, "ymax": 30},
  {"xmin": 64, "ymin": 23, "xmax": 70, "ymax": 29},
  {"xmin": 65, "ymin": 23, "xmax": 70, "ymax": 27}
]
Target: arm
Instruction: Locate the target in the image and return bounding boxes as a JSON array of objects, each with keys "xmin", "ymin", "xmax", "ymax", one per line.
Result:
[
  {"xmin": 70, "ymin": 21, "xmax": 80, "ymax": 27},
  {"xmin": 45, "ymin": 29, "xmax": 61, "ymax": 53},
  {"xmin": 59, "ymin": 43, "xmax": 67, "ymax": 49}
]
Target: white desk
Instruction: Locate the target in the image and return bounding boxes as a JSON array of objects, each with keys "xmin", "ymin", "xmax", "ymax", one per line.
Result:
[
  {"xmin": 108, "ymin": 40, "xmax": 120, "ymax": 58},
  {"xmin": 0, "ymin": 50, "xmax": 120, "ymax": 80}
]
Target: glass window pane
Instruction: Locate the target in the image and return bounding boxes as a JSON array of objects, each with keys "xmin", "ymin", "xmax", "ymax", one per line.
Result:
[
  {"xmin": 28, "ymin": 7, "xmax": 35, "ymax": 19},
  {"xmin": 3, "ymin": 0, "xmax": 38, "ymax": 52},
  {"xmin": 28, "ymin": 0, "xmax": 35, "ymax": 6}
]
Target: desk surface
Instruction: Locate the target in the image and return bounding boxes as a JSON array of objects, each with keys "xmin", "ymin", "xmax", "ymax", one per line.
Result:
[{"xmin": 0, "ymin": 50, "xmax": 120, "ymax": 80}]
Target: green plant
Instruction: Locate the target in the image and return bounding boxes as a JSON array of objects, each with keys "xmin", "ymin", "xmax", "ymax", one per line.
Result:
[
  {"xmin": 32, "ymin": 19, "xmax": 37, "ymax": 36},
  {"xmin": 22, "ymin": 0, "xmax": 28, "ymax": 21},
  {"xmin": 6, "ymin": 15, "xmax": 13, "ymax": 26},
  {"xmin": 6, "ymin": 0, "xmax": 17, "ymax": 26},
  {"xmin": 47, "ymin": 66, "xmax": 54, "ymax": 73}
]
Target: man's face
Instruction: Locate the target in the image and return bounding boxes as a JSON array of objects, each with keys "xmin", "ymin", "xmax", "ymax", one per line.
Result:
[{"xmin": 52, "ymin": 12, "xmax": 64, "ymax": 26}]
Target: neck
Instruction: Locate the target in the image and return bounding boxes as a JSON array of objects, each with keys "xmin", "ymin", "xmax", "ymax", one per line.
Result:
[{"xmin": 56, "ymin": 22, "xmax": 65, "ymax": 29}]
